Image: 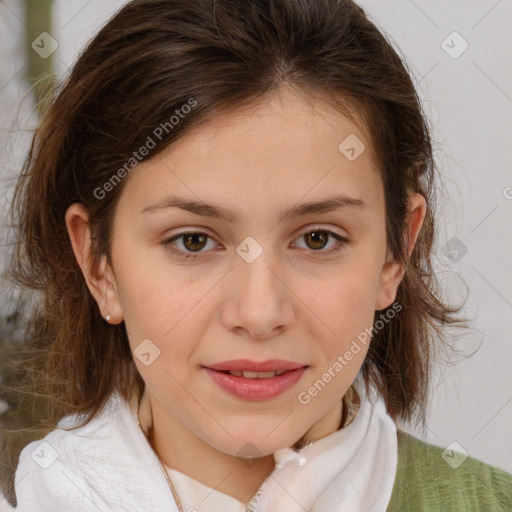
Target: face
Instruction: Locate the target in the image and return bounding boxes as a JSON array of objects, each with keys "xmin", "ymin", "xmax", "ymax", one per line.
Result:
[{"xmin": 69, "ymin": 87, "xmax": 418, "ymax": 459}]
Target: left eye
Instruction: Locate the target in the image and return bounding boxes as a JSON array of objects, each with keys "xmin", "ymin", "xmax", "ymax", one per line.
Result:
[{"xmin": 293, "ymin": 229, "xmax": 346, "ymax": 252}]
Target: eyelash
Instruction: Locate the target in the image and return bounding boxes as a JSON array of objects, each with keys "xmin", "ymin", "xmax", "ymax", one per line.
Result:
[{"xmin": 162, "ymin": 227, "xmax": 349, "ymax": 261}]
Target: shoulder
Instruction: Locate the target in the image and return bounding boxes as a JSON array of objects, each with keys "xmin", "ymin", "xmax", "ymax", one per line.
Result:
[
  {"xmin": 387, "ymin": 429, "xmax": 512, "ymax": 512},
  {"xmin": 13, "ymin": 392, "xmax": 172, "ymax": 511}
]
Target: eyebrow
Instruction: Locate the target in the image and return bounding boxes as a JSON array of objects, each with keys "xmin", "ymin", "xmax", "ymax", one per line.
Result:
[{"xmin": 141, "ymin": 194, "xmax": 369, "ymax": 222}]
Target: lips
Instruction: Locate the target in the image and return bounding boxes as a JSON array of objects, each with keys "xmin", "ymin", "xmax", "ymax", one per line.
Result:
[{"xmin": 202, "ymin": 359, "xmax": 308, "ymax": 400}]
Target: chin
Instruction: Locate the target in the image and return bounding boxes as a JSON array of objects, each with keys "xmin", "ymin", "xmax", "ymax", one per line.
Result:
[{"xmin": 204, "ymin": 427, "xmax": 304, "ymax": 460}]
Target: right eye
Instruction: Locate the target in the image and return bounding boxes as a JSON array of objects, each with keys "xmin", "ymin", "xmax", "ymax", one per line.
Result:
[{"xmin": 162, "ymin": 230, "xmax": 221, "ymax": 259}]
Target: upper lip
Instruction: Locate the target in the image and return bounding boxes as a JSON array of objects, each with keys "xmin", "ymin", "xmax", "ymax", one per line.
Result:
[{"xmin": 204, "ymin": 359, "xmax": 307, "ymax": 372}]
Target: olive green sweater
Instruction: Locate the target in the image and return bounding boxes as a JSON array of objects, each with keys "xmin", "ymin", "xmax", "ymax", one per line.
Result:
[{"xmin": 387, "ymin": 430, "xmax": 512, "ymax": 511}]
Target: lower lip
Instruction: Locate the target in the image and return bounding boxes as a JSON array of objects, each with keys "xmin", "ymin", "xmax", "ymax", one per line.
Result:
[{"xmin": 203, "ymin": 367, "xmax": 308, "ymax": 401}]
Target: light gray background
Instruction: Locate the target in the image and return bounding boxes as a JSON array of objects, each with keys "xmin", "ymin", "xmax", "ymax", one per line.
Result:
[{"xmin": 1, "ymin": 0, "xmax": 511, "ymax": 476}]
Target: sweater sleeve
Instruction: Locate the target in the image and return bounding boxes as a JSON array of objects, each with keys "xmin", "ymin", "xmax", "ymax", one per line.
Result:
[{"xmin": 387, "ymin": 430, "xmax": 512, "ymax": 511}]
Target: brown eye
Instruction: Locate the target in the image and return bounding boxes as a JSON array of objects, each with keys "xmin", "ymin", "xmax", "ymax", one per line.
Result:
[
  {"xmin": 163, "ymin": 231, "xmax": 218, "ymax": 258},
  {"xmin": 293, "ymin": 228, "xmax": 349, "ymax": 255},
  {"xmin": 182, "ymin": 233, "xmax": 208, "ymax": 252},
  {"xmin": 304, "ymin": 230, "xmax": 330, "ymax": 250}
]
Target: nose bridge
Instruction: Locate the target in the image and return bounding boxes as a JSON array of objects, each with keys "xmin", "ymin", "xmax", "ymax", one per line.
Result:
[
  {"xmin": 225, "ymin": 235, "xmax": 294, "ymax": 337},
  {"xmin": 236, "ymin": 235, "xmax": 281, "ymax": 304}
]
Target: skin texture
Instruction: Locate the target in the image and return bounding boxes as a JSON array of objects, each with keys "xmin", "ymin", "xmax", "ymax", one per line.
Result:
[{"xmin": 66, "ymin": 87, "xmax": 426, "ymax": 503}]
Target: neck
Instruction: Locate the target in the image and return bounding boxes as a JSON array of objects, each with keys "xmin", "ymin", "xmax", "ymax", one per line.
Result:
[{"xmin": 146, "ymin": 395, "xmax": 343, "ymax": 504}]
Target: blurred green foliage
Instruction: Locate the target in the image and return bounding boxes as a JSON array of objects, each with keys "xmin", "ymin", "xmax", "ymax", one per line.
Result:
[{"xmin": 25, "ymin": 0, "xmax": 57, "ymax": 113}]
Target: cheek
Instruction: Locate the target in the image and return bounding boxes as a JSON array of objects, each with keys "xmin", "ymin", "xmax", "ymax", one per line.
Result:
[
  {"xmin": 303, "ymin": 270, "xmax": 378, "ymax": 337},
  {"xmin": 118, "ymin": 266, "xmax": 215, "ymax": 379},
  {"xmin": 114, "ymin": 241, "xmax": 193, "ymax": 331},
  {"xmin": 295, "ymin": 266, "xmax": 379, "ymax": 390},
  {"xmin": 123, "ymin": 285, "xmax": 198, "ymax": 349},
  {"xmin": 122, "ymin": 279, "xmax": 200, "ymax": 395}
]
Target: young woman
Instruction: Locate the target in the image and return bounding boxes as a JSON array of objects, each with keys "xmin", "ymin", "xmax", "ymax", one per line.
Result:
[{"xmin": 2, "ymin": 0, "xmax": 511, "ymax": 510}]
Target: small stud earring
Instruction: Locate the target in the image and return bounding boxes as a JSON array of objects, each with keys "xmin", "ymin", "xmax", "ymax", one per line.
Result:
[{"xmin": 105, "ymin": 315, "xmax": 111, "ymax": 322}]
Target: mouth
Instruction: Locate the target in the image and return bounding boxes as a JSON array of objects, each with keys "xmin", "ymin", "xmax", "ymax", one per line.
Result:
[{"xmin": 202, "ymin": 359, "xmax": 308, "ymax": 401}]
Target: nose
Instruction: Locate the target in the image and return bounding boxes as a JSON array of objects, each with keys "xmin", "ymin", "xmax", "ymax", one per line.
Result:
[{"xmin": 221, "ymin": 248, "xmax": 295, "ymax": 340}]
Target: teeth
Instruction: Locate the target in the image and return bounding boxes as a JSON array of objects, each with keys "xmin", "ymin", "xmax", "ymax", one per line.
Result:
[{"xmin": 226, "ymin": 370, "xmax": 288, "ymax": 378}]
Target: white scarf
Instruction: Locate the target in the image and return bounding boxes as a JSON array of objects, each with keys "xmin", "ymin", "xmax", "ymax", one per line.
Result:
[
  {"xmin": 12, "ymin": 375, "xmax": 397, "ymax": 511},
  {"xmin": 137, "ymin": 374, "xmax": 398, "ymax": 512},
  {"xmin": 253, "ymin": 376, "xmax": 397, "ymax": 511}
]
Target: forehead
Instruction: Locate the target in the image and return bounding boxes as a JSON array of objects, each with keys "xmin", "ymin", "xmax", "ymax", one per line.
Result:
[{"xmin": 117, "ymin": 88, "xmax": 384, "ymax": 221}]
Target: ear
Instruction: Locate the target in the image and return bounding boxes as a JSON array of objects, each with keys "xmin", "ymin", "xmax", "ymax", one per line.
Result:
[
  {"xmin": 375, "ymin": 193, "xmax": 427, "ymax": 311},
  {"xmin": 65, "ymin": 203, "xmax": 123, "ymax": 324}
]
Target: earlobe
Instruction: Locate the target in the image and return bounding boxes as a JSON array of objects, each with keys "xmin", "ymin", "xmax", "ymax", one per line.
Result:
[
  {"xmin": 65, "ymin": 203, "xmax": 123, "ymax": 323},
  {"xmin": 375, "ymin": 193, "xmax": 427, "ymax": 311}
]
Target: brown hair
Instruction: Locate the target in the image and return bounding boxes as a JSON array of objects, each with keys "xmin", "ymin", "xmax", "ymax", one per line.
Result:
[{"xmin": 1, "ymin": 0, "xmax": 470, "ymax": 504}]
